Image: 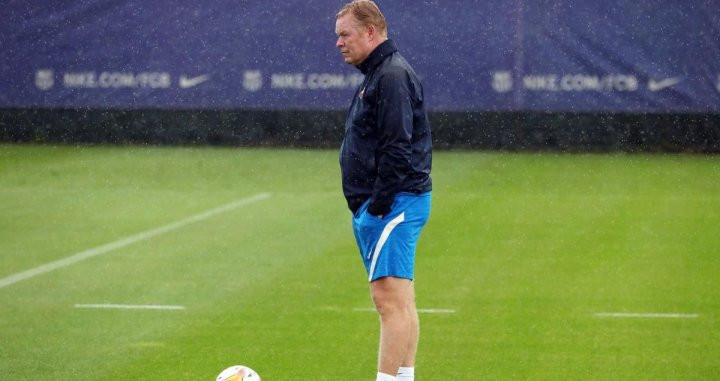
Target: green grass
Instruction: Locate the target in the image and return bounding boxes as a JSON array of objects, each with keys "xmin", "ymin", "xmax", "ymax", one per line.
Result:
[{"xmin": 1, "ymin": 144, "xmax": 719, "ymax": 380}]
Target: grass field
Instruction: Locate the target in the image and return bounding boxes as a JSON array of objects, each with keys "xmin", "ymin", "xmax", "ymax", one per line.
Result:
[{"xmin": 1, "ymin": 144, "xmax": 719, "ymax": 380}]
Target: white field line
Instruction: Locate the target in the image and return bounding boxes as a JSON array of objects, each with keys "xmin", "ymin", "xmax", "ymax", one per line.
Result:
[
  {"xmin": 0, "ymin": 193, "xmax": 271, "ymax": 290},
  {"xmin": 353, "ymin": 307, "xmax": 457, "ymax": 314},
  {"xmin": 594, "ymin": 312, "xmax": 699, "ymax": 319},
  {"xmin": 75, "ymin": 304, "xmax": 186, "ymax": 310}
]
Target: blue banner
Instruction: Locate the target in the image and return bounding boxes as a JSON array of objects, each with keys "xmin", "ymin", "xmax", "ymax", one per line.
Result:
[{"xmin": 2, "ymin": 0, "xmax": 719, "ymax": 112}]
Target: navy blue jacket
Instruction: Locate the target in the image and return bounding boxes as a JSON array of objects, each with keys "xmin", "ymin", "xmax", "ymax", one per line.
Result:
[{"xmin": 340, "ymin": 39, "xmax": 432, "ymax": 216}]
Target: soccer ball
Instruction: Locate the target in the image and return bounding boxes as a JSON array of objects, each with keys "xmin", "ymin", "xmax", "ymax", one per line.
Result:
[{"xmin": 216, "ymin": 365, "xmax": 261, "ymax": 381}]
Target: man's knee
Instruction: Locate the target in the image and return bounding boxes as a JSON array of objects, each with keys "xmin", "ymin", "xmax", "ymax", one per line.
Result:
[{"xmin": 371, "ymin": 277, "xmax": 412, "ymax": 317}]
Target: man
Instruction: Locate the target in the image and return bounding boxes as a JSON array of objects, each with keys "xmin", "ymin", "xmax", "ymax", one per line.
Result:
[{"xmin": 335, "ymin": 2, "xmax": 432, "ymax": 381}]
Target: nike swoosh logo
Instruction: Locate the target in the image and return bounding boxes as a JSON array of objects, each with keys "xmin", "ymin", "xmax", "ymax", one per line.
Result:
[
  {"xmin": 648, "ymin": 77, "xmax": 681, "ymax": 92},
  {"xmin": 179, "ymin": 74, "xmax": 210, "ymax": 88}
]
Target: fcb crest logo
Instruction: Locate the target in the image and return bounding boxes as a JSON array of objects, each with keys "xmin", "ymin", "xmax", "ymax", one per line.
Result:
[
  {"xmin": 35, "ymin": 69, "xmax": 54, "ymax": 90},
  {"xmin": 243, "ymin": 70, "xmax": 263, "ymax": 92},
  {"xmin": 491, "ymin": 71, "xmax": 513, "ymax": 93}
]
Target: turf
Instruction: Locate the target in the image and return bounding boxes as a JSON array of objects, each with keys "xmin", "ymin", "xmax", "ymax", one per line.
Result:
[{"xmin": 0, "ymin": 144, "xmax": 718, "ymax": 380}]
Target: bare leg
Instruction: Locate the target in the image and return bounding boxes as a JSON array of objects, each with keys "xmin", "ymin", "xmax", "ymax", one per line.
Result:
[
  {"xmin": 402, "ymin": 282, "xmax": 419, "ymax": 367},
  {"xmin": 370, "ymin": 277, "xmax": 415, "ymax": 375}
]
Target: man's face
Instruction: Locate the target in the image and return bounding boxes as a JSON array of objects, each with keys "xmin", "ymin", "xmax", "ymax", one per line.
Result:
[{"xmin": 335, "ymin": 14, "xmax": 373, "ymax": 66}]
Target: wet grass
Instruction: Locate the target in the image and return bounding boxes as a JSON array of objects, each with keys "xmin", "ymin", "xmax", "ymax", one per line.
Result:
[{"xmin": 1, "ymin": 144, "xmax": 719, "ymax": 380}]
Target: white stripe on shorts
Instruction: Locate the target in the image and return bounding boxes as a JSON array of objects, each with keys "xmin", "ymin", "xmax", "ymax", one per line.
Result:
[{"xmin": 368, "ymin": 212, "xmax": 405, "ymax": 282}]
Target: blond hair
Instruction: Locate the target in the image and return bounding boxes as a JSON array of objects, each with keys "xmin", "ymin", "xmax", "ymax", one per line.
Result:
[{"xmin": 336, "ymin": 0, "xmax": 388, "ymax": 38}]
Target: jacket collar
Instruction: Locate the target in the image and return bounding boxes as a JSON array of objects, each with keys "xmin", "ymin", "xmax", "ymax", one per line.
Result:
[{"xmin": 356, "ymin": 39, "xmax": 397, "ymax": 74}]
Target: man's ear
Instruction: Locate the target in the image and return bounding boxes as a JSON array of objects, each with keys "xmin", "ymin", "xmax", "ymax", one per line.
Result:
[{"xmin": 366, "ymin": 24, "xmax": 377, "ymax": 41}]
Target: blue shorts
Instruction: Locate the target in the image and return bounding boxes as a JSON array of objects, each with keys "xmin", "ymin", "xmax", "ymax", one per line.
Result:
[{"xmin": 351, "ymin": 192, "xmax": 431, "ymax": 282}]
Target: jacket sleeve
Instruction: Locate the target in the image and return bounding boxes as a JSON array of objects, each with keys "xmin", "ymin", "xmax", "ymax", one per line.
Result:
[{"xmin": 367, "ymin": 69, "xmax": 415, "ymax": 216}]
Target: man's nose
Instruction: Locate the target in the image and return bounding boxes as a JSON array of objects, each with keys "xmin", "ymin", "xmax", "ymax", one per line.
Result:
[{"xmin": 336, "ymin": 37, "xmax": 343, "ymax": 48}]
